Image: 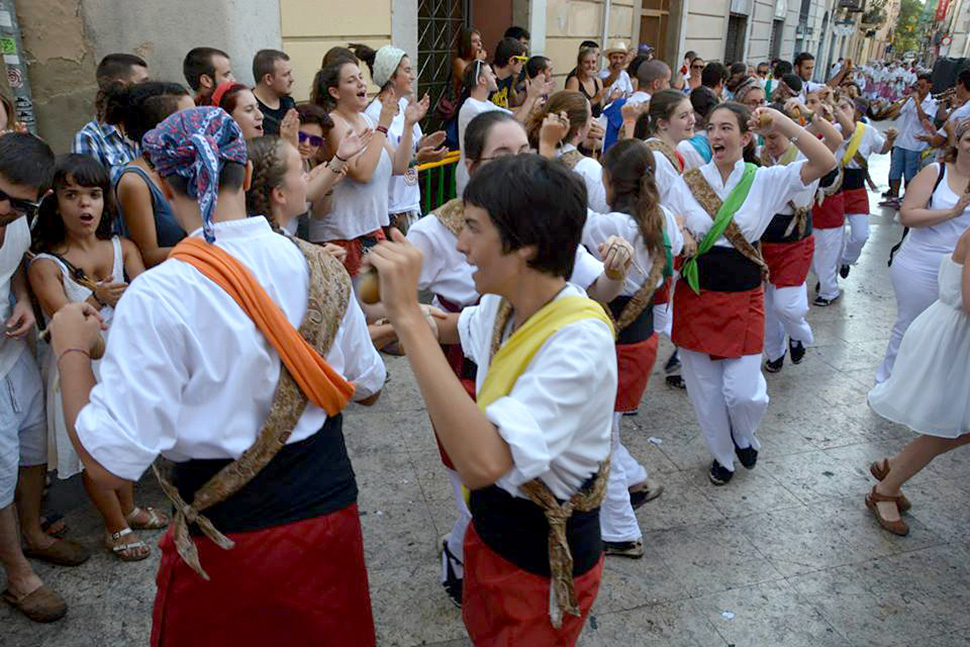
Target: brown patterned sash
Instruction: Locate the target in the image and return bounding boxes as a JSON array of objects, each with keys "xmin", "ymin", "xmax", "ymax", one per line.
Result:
[
  {"xmin": 682, "ymin": 168, "xmax": 769, "ymax": 280},
  {"xmin": 559, "ymin": 148, "xmax": 586, "ymax": 171},
  {"xmin": 153, "ymin": 238, "xmax": 352, "ymax": 580},
  {"xmin": 433, "ymin": 197, "xmax": 464, "ymax": 238},
  {"xmin": 645, "ymin": 138, "xmax": 683, "ymax": 173}
]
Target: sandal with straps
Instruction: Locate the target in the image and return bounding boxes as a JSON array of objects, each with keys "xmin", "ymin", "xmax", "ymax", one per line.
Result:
[
  {"xmin": 105, "ymin": 528, "xmax": 150, "ymax": 562},
  {"xmin": 125, "ymin": 506, "xmax": 169, "ymax": 530},
  {"xmin": 869, "ymin": 459, "xmax": 912, "ymax": 512},
  {"xmin": 865, "ymin": 486, "xmax": 909, "ymax": 536}
]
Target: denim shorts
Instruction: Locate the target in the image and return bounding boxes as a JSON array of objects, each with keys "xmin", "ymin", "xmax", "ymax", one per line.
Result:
[
  {"xmin": 889, "ymin": 146, "xmax": 922, "ymax": 183},
  {"xmin": 0, "ymin": 350, "xmax": 47, "ymax": 507}
]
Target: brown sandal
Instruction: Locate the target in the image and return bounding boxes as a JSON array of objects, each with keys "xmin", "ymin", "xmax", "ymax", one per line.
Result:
[
  {"xmin": 865, "ymin": 486, "xmax": 909, "ymax": 536},
  {"xmin": 869, "ymin": 459, "xmax": 912, "ymax": 512}
]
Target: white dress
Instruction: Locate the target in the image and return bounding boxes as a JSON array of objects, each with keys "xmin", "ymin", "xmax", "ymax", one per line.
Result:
[
  {"xmin": 34, "ymin": 237, "xmax": 123, "ymax": 479},
  {"xmin": 868, "ymin": 256, "xmax": 970, "ymax": 437}
]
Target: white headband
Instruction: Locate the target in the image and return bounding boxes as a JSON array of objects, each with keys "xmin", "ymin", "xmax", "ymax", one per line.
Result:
[{"xmin": 373, "ymin": 46, "xmax": 407, "ymax": 88}]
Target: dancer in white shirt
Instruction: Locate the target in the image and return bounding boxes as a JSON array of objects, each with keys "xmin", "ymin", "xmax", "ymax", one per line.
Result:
[{"xmin": 666, "ymin": 103, "xmax": 836, "ymax": 485}]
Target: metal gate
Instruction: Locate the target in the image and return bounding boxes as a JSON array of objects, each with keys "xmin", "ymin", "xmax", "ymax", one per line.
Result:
[{"xmin": 418, "ymin": 0, "xmax": 467, "ymax": 134}]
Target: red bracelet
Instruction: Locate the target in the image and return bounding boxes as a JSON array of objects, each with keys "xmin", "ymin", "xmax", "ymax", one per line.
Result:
[{"xmin": 376, "ymin": 125, "xmax": 389, "ymax": 135}]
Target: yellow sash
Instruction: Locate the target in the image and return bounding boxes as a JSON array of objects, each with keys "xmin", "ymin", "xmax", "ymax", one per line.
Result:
[
  {"xmin": 841, "ymin": 122, "xmax": 867, "ymax": 167},
  {"xmin": 477, "ymin": 296, "xmax": 614, "ymax": 410}
]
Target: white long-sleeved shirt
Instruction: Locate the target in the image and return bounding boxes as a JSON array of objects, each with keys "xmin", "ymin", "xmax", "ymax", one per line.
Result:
[
  {"xmin": 76, "ymin": 217, "xmax": 386, "ymax": 481},
  {"xmin": 667, "ymin": 159, "xmax": 813, "ymax": 247},
  {"xmin": 458, "ymin": 284, "xmax": 615, "ymax": 500},
  {"xmin": 558, "ymin": 144, "xmax": 610, "ymax": 213}
]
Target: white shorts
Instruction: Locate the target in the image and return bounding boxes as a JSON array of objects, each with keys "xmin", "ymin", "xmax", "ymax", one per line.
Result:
[{"xmin": 0, "ymin": 350, "xmax": 47, "ymax": 507}]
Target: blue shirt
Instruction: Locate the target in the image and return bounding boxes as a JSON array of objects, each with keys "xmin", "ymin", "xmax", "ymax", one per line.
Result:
[{"xmin": 72, "ymin": 121, "xmax": 139, "ymax": 184}]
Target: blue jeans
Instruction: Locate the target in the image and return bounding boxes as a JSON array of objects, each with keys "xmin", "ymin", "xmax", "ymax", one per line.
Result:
[{"xmin": 889, "ymin": 146, "xmax": 922, "ymax": 184}]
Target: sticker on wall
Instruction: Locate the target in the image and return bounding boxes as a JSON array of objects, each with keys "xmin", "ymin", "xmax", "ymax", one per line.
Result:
[
  {"xmin": 6, "ymin": 66, "xmax": 21, "ymax": 89},
  {"xmin": 0, "ymin": 11, "xmax": 11, "ymax": 28},
  {"xmin": 0, "ymin": 37, "xmax": 16, "ymax": 55}
]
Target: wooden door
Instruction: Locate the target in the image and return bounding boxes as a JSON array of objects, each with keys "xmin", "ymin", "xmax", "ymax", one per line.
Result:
[
  {"xmin": 470, "ymin": 0, "xmax": 514, "ymax": 58},
  {"xmin": 640, "ymin": 0, "xmax": 670, "ymax": 62}
]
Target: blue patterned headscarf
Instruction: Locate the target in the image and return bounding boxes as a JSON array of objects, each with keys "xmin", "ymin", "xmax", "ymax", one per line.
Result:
[{"xmin": 141, "ymin": 107, "xmax": 247, "ymax": 243}]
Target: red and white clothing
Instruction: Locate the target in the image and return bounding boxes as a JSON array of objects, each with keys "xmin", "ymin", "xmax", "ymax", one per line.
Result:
[
  {"xmin": 74, "ymin": 218, "xmax": 386, "ymax": 645},
  {"xmin": 647, "ymin": 138, "xmax": 686, "ymax": 338},
  {"xmin": 667, "ymin": 159, "xmax": 814, "ymax": 471},
  {"xmin": 760, "ymin": 150, "xmax": 820, "ymax": 362},
  {"xmin": 811, "ymin": 167, "xmax": 847, "ymax": 301},
  {"xmin": 458, "ymin": 284, "xmax": 615, "ymax": 644},
  {"xmin": 839, "ymin": 123, "xmax": 886, "ymax": 267},
  {"xmin": 583, "ymin": 206, "xmax": 682, "ymax": 543}
]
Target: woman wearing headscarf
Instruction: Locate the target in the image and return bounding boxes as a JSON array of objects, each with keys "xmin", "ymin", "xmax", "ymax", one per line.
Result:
[{"xmin": 47, "ymin": 107, "xmax": 387, "ymax": 645}]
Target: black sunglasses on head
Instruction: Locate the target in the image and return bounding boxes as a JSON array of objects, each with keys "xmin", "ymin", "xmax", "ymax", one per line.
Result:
[{"xmin": 0, "ymin": 188, "xmax": 41, "ymax": 219}]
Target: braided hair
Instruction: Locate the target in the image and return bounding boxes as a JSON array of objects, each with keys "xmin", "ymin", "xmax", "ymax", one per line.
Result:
[{"xmin": 245, "ymin": 135, "xmax": 291, "ymax": 231}]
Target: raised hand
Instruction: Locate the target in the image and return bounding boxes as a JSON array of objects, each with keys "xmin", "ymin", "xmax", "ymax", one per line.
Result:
[
  {"xmin": 279, "ymin": 108, "xmax": 300, "ymax": 148},
  {"xmin": 405, "ymin": 93, "xmax": 431, "ymax": 125},
  {"xmin": 337, "ymin": 127, "xmax": 374, "ymax": 161}
]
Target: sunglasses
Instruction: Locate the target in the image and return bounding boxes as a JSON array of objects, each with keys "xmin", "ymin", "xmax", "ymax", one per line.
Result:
[
  {"xmin": 691, "ymin": 64, "xmax": 704, "ymax": 70},
  {"xmin": 0, "ymin": 188, "xmax": 41, "ymax": 219},
  {"xmin": 299, "ymin": 131, "xmax": 325, "ymax": 147},
  {"xmin": 512, "ymin": 55, "xmax": 529, "ymax": 62}
]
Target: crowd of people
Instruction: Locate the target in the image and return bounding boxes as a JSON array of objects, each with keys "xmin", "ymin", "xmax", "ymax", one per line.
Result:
[{"xmin": 0, "ymin": 23, "xmax": 967, "ymax": 647}]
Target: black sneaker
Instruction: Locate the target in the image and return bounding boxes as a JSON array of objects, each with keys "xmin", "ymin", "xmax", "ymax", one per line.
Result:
[
  {"xmin": 622, "ymin": 409, "xmax": 639, "ymax": 417},
  {"xmin": 441, "ymin": 538, "xmax": 463, "ymax": 608},
  {"xmin": 665, "ymin": 374, "xmax": 686, "ymax": 389},
  {"xmin": 709, "ymin": 460, "xmax": 734, "ymax": 485},
  {"xmin": 813, "ymin": 291, "xmax": 842, "ymax": 307},
  {"xmin": 734, "ymin": 445, "xmax": 759, "ymax": 469},
  {"xmin": 839, "ymin": 264, "xmax": 851, "ymax": 279},
  {"xmin": 789, "ymin": 339, "xmax": 806, "ymax": 364},
  {"xmin": 603, "ymin": 539, "xmax": 644, "ymax": 558},
  {"xmin": 764, "ymin": 355, "xmax": 784, "ymax": 373},
  {"xmin": 664, "ymin": 349, "xmax": 681, "ymax": 374}
]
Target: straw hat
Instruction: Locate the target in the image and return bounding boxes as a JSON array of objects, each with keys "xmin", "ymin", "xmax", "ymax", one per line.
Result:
[{"xmin": 604, "ymin": 40, "xmax": 630, "ymax": 57}]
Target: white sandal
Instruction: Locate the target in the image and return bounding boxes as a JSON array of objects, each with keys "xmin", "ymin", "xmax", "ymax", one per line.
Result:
[
  {"xmin": 125, "ymin": 506, "xmax": 169, "ymax": 530},
  {"xmin": 105, "ymin": 528, "xmax": 150, "ymax": 562}
]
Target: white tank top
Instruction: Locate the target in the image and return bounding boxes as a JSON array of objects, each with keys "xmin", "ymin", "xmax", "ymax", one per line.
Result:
[
  {"xmin": 909, "ymin": 163, "xmax": 970, "ymax": 255},
  {"xmin": 308, "ymin": 113, "xmax": 392, "ymax": 242},
  {"xmin": 33, "ymin": 236, "xmax": 125, "ymax": 323}
]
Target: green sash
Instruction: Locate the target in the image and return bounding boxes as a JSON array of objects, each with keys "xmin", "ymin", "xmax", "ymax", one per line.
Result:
[{"xmin": 681, "ymin": 163, "xmax": 758, "ymax": 295}]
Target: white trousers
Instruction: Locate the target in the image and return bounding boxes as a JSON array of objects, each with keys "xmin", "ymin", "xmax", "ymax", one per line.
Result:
[
  {"xmin": 601, "ymin": 413, "xmax": 648, "ymax": 543},
  {"xmin": 764, "ymin": 283, "xmax": 814, "ymax": 362},
  {"xmin": 679, "ymin": 350, "xmax": 768, "ymax": 472},
  {"xmin": 442, "ymin": 467, "xmax": 471, "ymax": 581},
  {"xmin": 876, "ymin": 246, "xmax": 945, "ymax": 383},
  {"xmin": 841, "ymin": 213, "xmax": 870, "ymax": 266},
  {"xmin": 812, "ymin": 227, "xmax": 843, "ymax": 300}
]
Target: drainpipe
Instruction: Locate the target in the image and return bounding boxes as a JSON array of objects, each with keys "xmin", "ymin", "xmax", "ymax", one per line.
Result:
[
  {"xmin": 601, "ymin": 0, "xmax": 612, "ymax": 70},
  {"xmin": 0, "ymin": 0, "xmax": 36, "ymax": 133}
]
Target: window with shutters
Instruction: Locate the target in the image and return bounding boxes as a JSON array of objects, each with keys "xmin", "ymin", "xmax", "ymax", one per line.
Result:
[{"xmin": 725, "ymin": 14, "xmax": 748, "ymax": 63}]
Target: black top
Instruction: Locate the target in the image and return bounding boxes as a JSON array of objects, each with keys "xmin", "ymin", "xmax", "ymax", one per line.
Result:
[
  {"xmin": 256, "ymin": 94, "xmax": 297, "ymax": 136},
  {"xmin": 489, "ymin": 75, "xmax": 515, "ymax": 109}
]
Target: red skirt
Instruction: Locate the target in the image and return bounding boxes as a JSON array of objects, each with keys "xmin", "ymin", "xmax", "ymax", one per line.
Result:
[
  {"xmin": 151, "ymin": 504, "xmax": 375, "ymax": 647},
  {"xmin": 325, "ymin": 228, "xmax": 386, "ymax": 276},
  {"xmin": 812, "ymin": 191, "xmax": 845, "ymax": 229},
  {"xmin": 462, "ymin": 524, "xmax": 603, "ymax": 647},
  {"xmin": 614, "ymin": 334, "xmax": 659, "ymax": 412},
  {"xmin": 842, "ymin": 187, "xmax": 869, "ymax": 215},
  {"xmin": 762, "ymin": 237, "xmax": 815, "ymax": 288},
  {"xmin": 672, "ymin": 282, "xmax": 765, "ymax": 358}
]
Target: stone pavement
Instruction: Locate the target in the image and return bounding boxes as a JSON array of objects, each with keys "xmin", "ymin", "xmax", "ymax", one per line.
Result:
[{"xmin": 4, "ymin": 138, "xmax": 970, "ymax": 646}]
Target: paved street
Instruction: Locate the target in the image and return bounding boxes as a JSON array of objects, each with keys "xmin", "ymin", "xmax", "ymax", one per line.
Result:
[{"xmin": 4, "ymin": 135, "xmax": 970, "ymax": 646}]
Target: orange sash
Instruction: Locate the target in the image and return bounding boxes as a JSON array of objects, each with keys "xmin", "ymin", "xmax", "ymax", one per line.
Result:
[{"xmin": 170, "ymin": 237, "xmax": 354, "ymax": 415}]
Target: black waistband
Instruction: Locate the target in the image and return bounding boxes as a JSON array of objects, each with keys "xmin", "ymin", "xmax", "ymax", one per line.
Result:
[
  {"xmin": 762, "ymin": 212, "xmax": 813, "ymax": 243},
  {"xmin": 171, "ymin": 414, "xmax": 356, "ymax": 536},
  {"xmin": 820, "ymin": 167, "xmax": 841, "ymax": 189},
  {"xmin": 695, "ymin": 246, "xmax": 762, "ymax": 292},
  {"xmin": 842, "ymin": 167, "xmax": 866, "ymax": 191},
  {"xmin": 609, "ymin": 295, "xmax": 654, "ymax": 344},
  {"xmin": 469, "ymin": 482, "xmax": 602, "ymax": 577}
]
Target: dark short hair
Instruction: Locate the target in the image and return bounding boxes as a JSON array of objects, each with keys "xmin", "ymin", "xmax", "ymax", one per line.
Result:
[
  {"xmin": 958, "ymin": 69, "xmax": 970, "ymax": 90},
  {"xmin": 105, "ymin": 81, "xmax": 191, "ymax": 145},
  {"xmin": 773, "ymin": 60, "xmax": 793, "ymax": 78},
  {"xmin": 183, "ymin": 47, "xmax": 229, "ymax": 91},
  {"xmin": 95, "ymin": 53, "xmax": 148, "ymax": 89},
  {"xmin": 701, "ymin": 62, "xmax": 728, "ymax": 88},
  {"xmin": 33, "ymin": 154, "xmax": 116, "ymax": 252},
  {"xmin": 690, "ymin": 86, "xmax": 720, "ymax": 124},
  {"xmin": 525, "ymin": 55, "xmax": 551, "ymax": 79},
  {"xmin": 165, "ymin": 162, "xmax": 247, "ymax": 197},
  {"xmin": 794, "ymin": 52, "xmax": 815, "ymax": 68},
  {"xmin": 685, "ymin": 50, "xmax": 697, "ymax": 60},
  {"xmin": 0, "ymin": 133, "xmax": 55, "ymax": 194},
  {"xmin": 463, "ymin": 154, "xmax": 586, "ymax": 279},
  {"xmin": 917, "ymin": 72, "xmax": 932, "ymax": 83},
  {"xmin": 296, "ymin": 103, "xmax": 333, "ymax": 131},
  {"xmin": 729, "ymin": 62, "xmax": 747, "ymax": 76},
  {"xmin": 494, "ymin": 38, "xmax": 527, "ymax": 67},
  {"xmin": 504, "ymin": 26, "xmax": 531, "ymax": 41},
  {"xmin": 580, "ymin": 40, "xmax": 599, "ymax": 50},
  {"xmin": 781, "ymin": 73, "xmax": 803, "ymax": 92},
  {"xmin": 253, "ymin": 49, "xmax": 289, "ymax": 84}
]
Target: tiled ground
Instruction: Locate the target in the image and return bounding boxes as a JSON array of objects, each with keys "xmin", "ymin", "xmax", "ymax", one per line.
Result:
[{"xmin": 4, "ymin": 132, "xmax": 970, "ymax": 646}]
